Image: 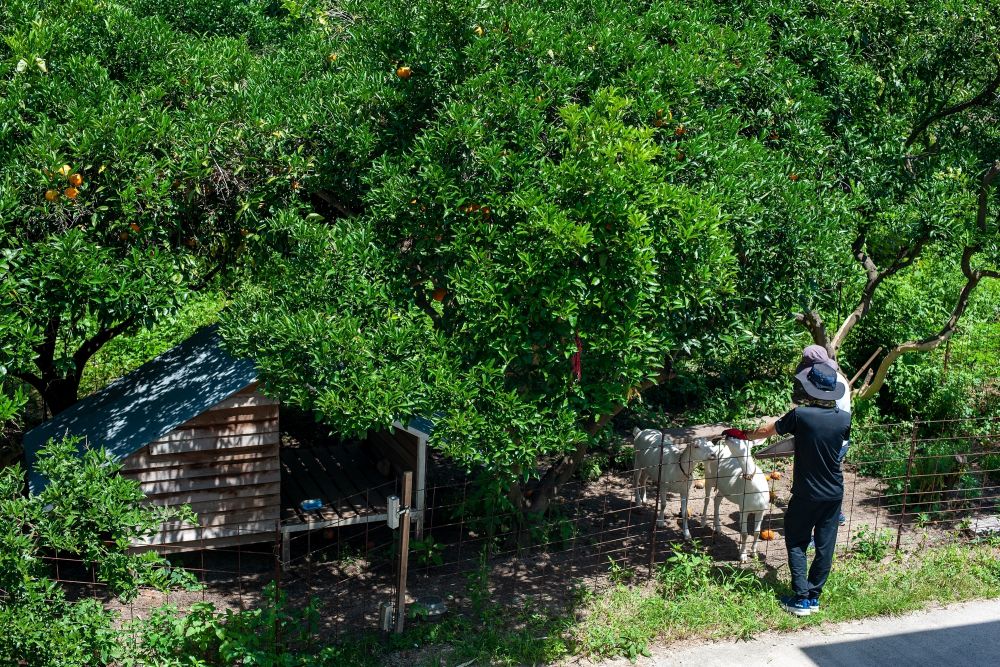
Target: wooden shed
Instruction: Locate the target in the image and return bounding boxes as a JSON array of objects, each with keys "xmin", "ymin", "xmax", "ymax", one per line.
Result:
[
  {"xmin": 24, "ymin": 325, "xmax": 429, "ymax": 556},
  {"xmin": 24, "ymin": 326, "xmax": 280, "ymax": 551}
]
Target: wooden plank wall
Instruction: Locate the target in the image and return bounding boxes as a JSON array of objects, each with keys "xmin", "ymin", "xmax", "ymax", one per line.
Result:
[{"xmin": 122, "ymin": 384, "xmax": 280, "ymax": 552}]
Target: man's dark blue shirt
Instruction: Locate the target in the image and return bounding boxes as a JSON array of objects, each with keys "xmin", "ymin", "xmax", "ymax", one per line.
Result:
[{"xmin": 776, "ymin": 406, "xmax": 851, "ymax": 501}]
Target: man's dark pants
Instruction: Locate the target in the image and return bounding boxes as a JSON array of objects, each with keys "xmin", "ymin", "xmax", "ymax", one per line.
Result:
[{"xmin": 785, "ymin": 494, "xmax": 842, "ymax": 601}]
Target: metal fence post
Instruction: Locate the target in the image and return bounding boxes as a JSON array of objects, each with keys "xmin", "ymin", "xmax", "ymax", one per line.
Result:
[
  {"xmin": 647, "ymin": 433, "xmax": 665, "ymax": 578},
  {"xmin": 896, "ymin": 422, "xmax": 919, "ymax": 551},
  {"xmin": 395, "ymin": 471, "xmax": 413, "ymax": 634}
]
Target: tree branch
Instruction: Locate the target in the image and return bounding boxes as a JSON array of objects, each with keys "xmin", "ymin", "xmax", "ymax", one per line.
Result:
[
  {"xmin": 856, "ymin": 163, "xmax": 1000, "ymax": 399},
  {"xmin": 72, "ymin": 316, "xmax": 139, "ymax": 377},
  {"xmin": 794, "ymin": 311, "xmax": 829, "ymax": 351},
  {"xmin": 904, "ymin": 56, "xmax": 1000, "ymax": 152},
  {"xmin": 314, "ymin": 190, "xmax": 362, "ymax": 219},
  {"xmin": 856, "ymin": 268, "xmax": 984, "ymax": 399},
  {"xmin": 830, "ymin": 229, "xmax": 929, "ymax": 354},
  {"xmin": 12, "ymin": 371, "xmax": 45, "ymax": 395}
]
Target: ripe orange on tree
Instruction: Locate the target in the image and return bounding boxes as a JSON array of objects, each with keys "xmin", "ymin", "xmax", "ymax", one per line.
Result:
[
  {"xmin": 69, "ymin": 173, "xmax": 83, "ymax": 186},
  {"xmin": 396, "ymin": 65, "xmax": 412, "ymax": 79},
  {"xmin": 44, "ymin": 189, "xmax": 59, "ymax": 202},
  {"xmin": 759, "ymin": 529, "xmax": 777, "ymax": 541},
  {"xmin": 789, "ymin": 173, "xmax": 800, "ymax": 181},
  {"xmin": 57, "ymin": 164, "xmax": 71, "ymax": 177},
  {"xmin": 129, "ymin": 223, "xmax": 141, "ymax": 233},
  {"xmin": 432, "ymin": 287, "xmax": 447, "ymax": 302},
  {"xmin": 674, "ymin": 124, "xmax": 686, "ymax": 136},
  {"xmin": 64, "ymin": 187, "xmax": 79, "ymax": 199}
]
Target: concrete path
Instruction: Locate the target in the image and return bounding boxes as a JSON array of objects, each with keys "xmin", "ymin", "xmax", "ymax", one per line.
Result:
[{"xmin": 591, "ymin": 599, "xmax": 1000, "ymax": 667}]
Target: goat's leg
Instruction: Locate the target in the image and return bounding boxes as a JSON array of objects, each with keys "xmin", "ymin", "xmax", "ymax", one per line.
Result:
[
  {"xmin": 748, "ymin": 512, "xmax": 764, "ymax": 560},
  {"xmin": 634, "ymin": 468, "xmax": 645, "ymax": 506},
  {"xmin": 738, "ymin": 511, "xmax": 750, "ymax": 562}
]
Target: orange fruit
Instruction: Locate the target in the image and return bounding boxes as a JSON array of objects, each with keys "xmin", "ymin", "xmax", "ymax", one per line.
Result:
[
  {"xmin": 674, "ymin": 125, "xmax": 686, "ymax": 136},
  {"xmin": 481, "ymin": 206, "xmax": 491, "ymax": 219},
  {"xmin": 432, "ymin": 287, "xmax": 447, "ymax": 302},
  {"xmin": 57, "ymin": 164, "xmax": 71, "ymax": 177},
  {"xmin": 130, "ymin": 223, "xmax": 141, "ymax": 233},
  {"xmin": 396, "ymin": 65, "xmax": 412, "ymax": 79},
  {"xmin": 676, "ymin": 151, "xmax": 685, "ymax": 161},
  {"xmin": 291, "ymin": 180, "xmax": 301, "ymax": 190},
  {"xmin": 119, "ymin": 231, "xmax": 129, "ymax": 241},
  {"xmin": 44, "ymin": 189, "xmax": 59, "ymax": 202},
  {"xmin": 186, "ymin": 238, "xmax": 197, "ymax": 248},
  {"xmin": 769, "ymin": 471, "xmax": 782, "ymax": 481},
  {"xmin": 69, "ymin": 173, "xmax": 83, "ymax": 186},
  {"xmin": 789, "ymin": 173, "xmax": 799, "ymax": 182},
  {"xmin": 759, "ymin": 529, "xmax": 776, "ymax": 541},
  {"xmin": 64, "ymin": 187, "xmax": 79, "ymax": 199},
  {"xmin": 653, "ymin": 118, "xmax": 664, "ymax": 127}
]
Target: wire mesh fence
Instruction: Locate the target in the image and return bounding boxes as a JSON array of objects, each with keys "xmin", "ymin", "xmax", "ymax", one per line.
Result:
[{"xmin": 39, "ymin": 415, "xmax": 1000, "ymax": 642}]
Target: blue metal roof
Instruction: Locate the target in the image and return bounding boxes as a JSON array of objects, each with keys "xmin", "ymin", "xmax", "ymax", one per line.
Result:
[{"xmin": 24, "ymin": 325, "xmax": 258, "ymax": 493}]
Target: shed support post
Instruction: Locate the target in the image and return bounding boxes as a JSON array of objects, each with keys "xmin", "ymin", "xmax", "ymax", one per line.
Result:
[
  {"xmin": 281, "ymin": 530, "xmax": 290, "ymax": 568},
  {"xmin": 414, "ymin": 435, "xmax": 427, "ymax": 540},
  {"xmin": 395, "ymin": 471, "xmax": 413, "ymax": 634}
]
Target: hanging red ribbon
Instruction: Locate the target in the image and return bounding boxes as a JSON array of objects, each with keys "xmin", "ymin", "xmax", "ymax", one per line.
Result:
[{"xmin": 571, "ymin": 333, "xmax": 582, "ymax": 382}]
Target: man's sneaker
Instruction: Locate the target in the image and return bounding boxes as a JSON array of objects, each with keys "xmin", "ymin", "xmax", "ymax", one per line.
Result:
[
  {"xmin": 780, "ymin": 596, "xmax": 812, "ymax": 617},
  {"xmin": 808, "ymin": 597, "xmax": 820, "ymax": 612},
  {"xmin": 839, "ymin": 513, "xmax": 846, "ymax": 526}
]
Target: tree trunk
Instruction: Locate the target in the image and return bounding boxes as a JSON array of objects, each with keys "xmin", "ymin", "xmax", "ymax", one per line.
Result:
[
  {"xmin": 40, "ymin": 377, "xmax": 81, "ymax": 416},
  {"xmin": 524, "ymin": 366, "xmax": 675, "ymax": 514}
]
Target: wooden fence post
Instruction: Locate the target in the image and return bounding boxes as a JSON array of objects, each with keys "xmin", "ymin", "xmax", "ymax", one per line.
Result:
[
  {"xmin": 395, "ymin": 471, "xmax": 413, "ymax": 634},
  {"xmin": 647, "ymin": 434, "xmax": 665, "ymax": 578},
  {"xmin": 896, "ymin": 422, "xmax": 919, "ymax": 552}
]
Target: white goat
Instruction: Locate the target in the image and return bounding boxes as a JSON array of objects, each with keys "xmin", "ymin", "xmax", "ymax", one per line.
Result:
[
  {"xmin": 633, "ymin": 429, "xmax": 717, "ymax": 539},
  {"xmin": 701, "ymin": 435, "xmax": 770, "ymax": 561}
]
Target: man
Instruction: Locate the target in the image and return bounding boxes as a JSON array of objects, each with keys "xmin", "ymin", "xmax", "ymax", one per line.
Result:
[
  {"xmin": 797, "ymin": 345, "xmax": 851, "ymax": 526},
  {"xmin": 746, "ymin": 362, "xmax": 850, "ymax": 616}
]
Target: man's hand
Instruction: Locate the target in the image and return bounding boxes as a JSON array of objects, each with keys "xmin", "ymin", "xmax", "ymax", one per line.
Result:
[{"xmin": 745, "ymin": 422, "xmax": 777, "ymax": 440}]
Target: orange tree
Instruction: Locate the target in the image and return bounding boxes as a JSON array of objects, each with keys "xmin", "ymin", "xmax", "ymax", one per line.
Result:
[
  {"xmin": 223, "ymin": 0, "xmax": 1000, "ymax": 510},
  {"xmin": 0, "ymin": 0, "xmax": 332, "ymax": 414},
  {"xmin": 222, "ymin": 0, "xmax": 857, "ymax": 510}
]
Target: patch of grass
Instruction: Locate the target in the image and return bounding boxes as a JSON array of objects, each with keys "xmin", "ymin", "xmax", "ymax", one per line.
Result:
[{"xmin": 576, "ymin": 541, "xmax": 1000, "ymax": 659}]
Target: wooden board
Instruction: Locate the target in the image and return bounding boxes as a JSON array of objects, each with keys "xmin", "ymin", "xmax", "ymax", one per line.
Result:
[
  {"xmin": 121, "ymin": 445, "xmax": 277, "ymax": 471},
  {"xmin": 138, "ymin": 469, "xmax": 280, "ymax": 496},
  {"xmin": 122, "ymin": 457, "xmax": 280, "ymax": 483},
  {"xmin": 205, "ymin": 394, "xmax": 279, "ymax": 412},
  {"xmin": 143, "ymin": 478, "xmax": 280, "ymax": 504},
  {"xmin": 149, "ymin": 430, "xmax": 279, "ymax": 456},
  {"xmin": 136, "ymin": 520, "xmax": 277, "ymax": 546},
  {"xmin": 181, "ymin": 406, "xmax": 278, "ymax": 429},
  {"xmin": 160, "ymin": 505, "xmax": 280, "ymax": 529},
  {"xmin": 150, "ymin": 419, "xmax": 279, "ymax": 445},
  {"xmin": 185, "ymin": 493, "xmax": 281, "ymax": 516}
]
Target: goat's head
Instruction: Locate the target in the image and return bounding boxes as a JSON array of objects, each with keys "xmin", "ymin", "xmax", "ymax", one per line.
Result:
[{"xmin": 687, "ymin": 437, "xmax": 720, "ymax": 462}]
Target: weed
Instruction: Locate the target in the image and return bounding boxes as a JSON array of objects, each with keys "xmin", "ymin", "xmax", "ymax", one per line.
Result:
[{"xmin": 852, "ymin": 525, "xmax": 894, "ymax": 561}]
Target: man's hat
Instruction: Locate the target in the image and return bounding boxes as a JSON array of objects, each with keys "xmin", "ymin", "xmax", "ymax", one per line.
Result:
[{"xmin": 794, "ymin": 362, "xmax": 846, "ymax": 401}]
